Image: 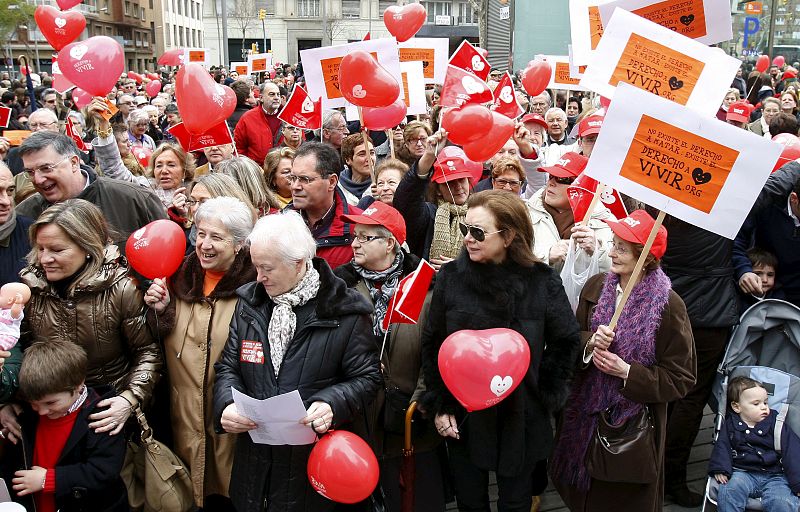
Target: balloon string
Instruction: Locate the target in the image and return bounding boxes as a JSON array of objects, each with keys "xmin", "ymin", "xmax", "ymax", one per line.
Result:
[{"xmin": 457, "ymin": 412, "xmax": 470, "ymax": 432}]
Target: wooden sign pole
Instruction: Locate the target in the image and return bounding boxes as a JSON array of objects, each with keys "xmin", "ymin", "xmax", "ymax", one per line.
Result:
[{"xmin": 358, "ymin": 107, "xmax": 377, "ymax": 182}]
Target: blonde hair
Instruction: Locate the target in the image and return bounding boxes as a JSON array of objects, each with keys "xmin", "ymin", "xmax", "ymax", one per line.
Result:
[
  {"xmin": 264, "ymin": 147, "xmax": 295, "ymax": 192},
  {"xmin": 149, "ymin": 142, "xmax": 196, "ymax": 181},
  {"xmin": 216, "ymin": 156, "xmax": 281, "ymax": 212}
]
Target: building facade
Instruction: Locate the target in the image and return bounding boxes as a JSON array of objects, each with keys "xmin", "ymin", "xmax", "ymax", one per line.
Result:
[{"xmin": 153, "ymin": 0, "xmax": 204, "ymax": 59}]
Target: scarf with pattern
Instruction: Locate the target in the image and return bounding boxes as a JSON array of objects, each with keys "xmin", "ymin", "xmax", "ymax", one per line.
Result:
[
  {"xmin": 430, "ymin": 199, "xmax": 467, "ymax": 260},
  {"xmin": 352, "ymin": 251, "xmax": 404, "ymax": 336}
]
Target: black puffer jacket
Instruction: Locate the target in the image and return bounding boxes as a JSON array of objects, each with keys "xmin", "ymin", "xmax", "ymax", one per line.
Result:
[
  {"xmin": 212, "ymin": 257, "xmax": 381, "ymax": 512},
  {"xmin": 420, "ymin": 252, "xmax": 581, "ymax": 477}
]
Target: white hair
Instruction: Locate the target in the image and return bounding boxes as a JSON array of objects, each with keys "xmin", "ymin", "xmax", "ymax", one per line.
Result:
[
  {"xmin": 545, "ymin": 107, "xmax": 567, "ymax": 121},
  {"xmin": 128, "ymin": 109, "xmax": 150, "ymax": 126},
  {"xmin": 248, "ymin": 211, "xmax": 316, "ymax": 264},
  {"xmin": 194, "ymin": 196, "xmax": 254, "ymax": 245}
]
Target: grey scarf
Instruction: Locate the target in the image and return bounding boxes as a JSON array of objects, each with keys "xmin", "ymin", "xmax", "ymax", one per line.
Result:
[
  {"xmin": 353, "ymin": 251, "xmax": 405, "ymax": 336},
  {"xmin": 0, "ymin": 209, "xmax": 17, "ymax": 242}
]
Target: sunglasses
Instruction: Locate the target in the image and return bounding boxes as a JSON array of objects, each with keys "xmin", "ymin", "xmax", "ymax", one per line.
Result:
[
  {"xmin": 459, "ymin": 222, "xmax": 504, "ymax": 242},
  {"xmin": 551, "ymin": 176, "xmax": 575, "ymax": 185}
]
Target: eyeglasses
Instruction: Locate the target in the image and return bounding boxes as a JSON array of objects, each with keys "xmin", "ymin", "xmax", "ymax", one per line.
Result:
[
  {"xmin": 185, "ymin": 198, "xmax": 207, "ymax": 207},
  {"xmin": 550, "ymin": 176, "xmax": 575, "ymax": 185},
  {"xmin": 24, "ymin": 155, "xmax": 72, "ymax": 178},
  {"xmin": 610, "ymin": 241, "xmax": 629, "ymax": 255},
  {"xmin": 28, "ymin": 121, "xmax": 56, "ymax": 130},
  {"xmin": 493, "ymin": 178, "xmax": 523, "ymax": 188},
  {"xmin": 459, "ymin": 222, "xmax": 504, "ymax": 242},
  {"xmin": 531, "ymin": 101, "xmax": 548, "ymax": 108},
  {"xmin": 353, "ymin": 234, "xmax": 386, "ymax": 244},
  {"xmin": 409, "ymin": 136, "xmax": 427, "ymax": 145},
  {"xmin": 287, "ymin": 174, "xmax": 325, "ymax": 185},
  {"xmin": 135, "ymin": 122, "xmax": 149, "ymax": 127}
]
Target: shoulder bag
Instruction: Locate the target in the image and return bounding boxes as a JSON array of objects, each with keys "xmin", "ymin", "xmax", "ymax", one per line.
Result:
[{"xmin": 586, "ymin": 405, "xmax": 657, "ymax": 484}]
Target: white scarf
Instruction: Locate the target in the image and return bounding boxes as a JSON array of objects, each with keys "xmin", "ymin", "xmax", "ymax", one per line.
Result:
[{"xmin": 267, "ymin": 262, "xmax": 321, "ymax": 376}]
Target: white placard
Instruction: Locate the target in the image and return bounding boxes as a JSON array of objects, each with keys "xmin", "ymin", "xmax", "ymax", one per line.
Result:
[
  {"xmin": 579, "ymin": 8, "xmax": 740, "ymax": 118},
  {"xmin": 301, "ymin": 38, "xmax": 402, "ymax": 110},
  {"xmin": 584, "ymin": 83, "xmax": 781, "ymax": 239},
  {"xmin": 230, "ymin": 62, "xmax": 249, "ymax": 75},
  {"xmin": 183, "ymin": 48, "xmax": 211, "ymax": 67},
  {"xmin": 568, "ymin": 45, "xmax": 585, "ymax": 79},
  {"xmin": 398, "ymin": 37, "xmax": 449, "ymax": 85},
  {"xmin": 231, "ymin": 388, "xmax": 317, "ymax": 446},
  {"xmin": 598, "ymin": 0, "xmax": 732, "ymax": 46},
  {"xmin": 400, "ymin": 60, "xmax": 427, "ymax": 116},
  {"xmin": 569, "ymin": 0, "xmax": 612, "ymax": 65},
  {"xmin": 541, "ymin": 54, "xmax": 589, "ymax": 92},
  {"xmin": 247, "ymin": 52, "xmax": 273, "ymax": 74}
]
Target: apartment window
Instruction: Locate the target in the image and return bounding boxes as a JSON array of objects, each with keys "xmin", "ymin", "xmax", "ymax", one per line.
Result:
[
  {"xmin": 342, "ymin": 0, "xmax": 359, "ymax": 18},
  {"xmin": 297, "ymin": 0, "xmax": 319, "ymax": 17},
  {"xmin": 177, "ymin": 0, "xmax": 182, "ymax": 14},
  {"xmin": 378, "ymin": 0, "xmax": 395, "ymax": 14},
  {"xmin": 124, "ymin": 1, "xmax": 130, "ymax": 15},
  {"xmin": 424, "ymin": 1, "xmax": 451, "ymax": 22},
  {"xmin": 141, "ymin": 6, "xmax": 145, "ymax": 19},
  {"xmin": 264, "ymin": 0, "xmax": 275, "ymax": 14},
  {"xmin": 149, "ymin": 0, "xmax": 153, "ymax": 8},
  {"xmin": 459, "ymin": 2, "xmax": 477, "ymax": 24}
]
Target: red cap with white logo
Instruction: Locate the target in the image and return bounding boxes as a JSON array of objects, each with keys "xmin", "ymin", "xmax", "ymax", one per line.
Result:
[
  {"xmin": 579, "ymin": 114, "xmax": 604, "ymax": 137},
  {"xmin": 341, "ymin": 201, "xmax": 407, "ymax": 245},
  {"xmin": 538, "ymin": 152, "xmax": 588, "ymax": 178},
  {"xmin": 602, "ymin": 210, "xmax": 668, "ymax": 259},
  {"xmin": 726, "ymin": 101, "xmax": 753, "ymax": 124}
]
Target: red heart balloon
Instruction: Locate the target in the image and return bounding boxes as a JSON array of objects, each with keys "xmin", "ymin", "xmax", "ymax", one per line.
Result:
[
  {"xmin": 773, "ymin": 55, "xmax": 786, "ymax": 68},
  {"xmin": 175, "ymin": 63, "xmax": 236, "ymax": 134},
  {"xmin": 521, "ymin": 60, "xmax": 552, "ymax": 97},
  {"xmin": 438, "ymin": 146, "xmax": 483, "ymax": 182},
  {"xmin": 125, "ymin": 220, "xmax": 186, "ymax": 279},
  {"xmin": 462, "ymin": 112, "xmax": 515, "ymax": 163},
  {"xmin": 56, "ymin": 0, "xmax": 83, "ymax": 10},
  {"xmin": 57, "ymin": 36, "xmax": 124, "ymax": 97},
  {"xmin": 34, "ymin": 6, "xmax": 86, "ymax": 51},
  {"xmin": 71, "ymin": 88, "xmax": 92, "ymax": 109},
  {"xmin": 362, "ymin": 98, "xmax": 407, "ymax": 130},
  {"xmin": 440, "ymin": 104, "xmax": 492, "ymax": 145},
  {"xmin": 145, "ymin": 79, "xmax": 162, "ymax": 98},
  {"xmin": 383, "ymin": 3, "xmax": 427, "ymax": 43},
  {"xmin": 339, "ymin": 51, "xmax": 400, "ymax": 108},
  {"xmin": 127, "ymin": 71, "xmax": 143, "ymax": 84},
  {"xmin": 438, "ymin": 328, "xmax": 531, "ymax": 412},
  {"xmin": 771, "ymin": 133, "xmax": 800, "ymax": 172},
  {"xmin": 307, "ymin": 431, "xmax": 379, "ymax": 504},
  {"xmin": 146, "ymin": 72, "xmax": 160, "ymax": 81},
  {"xmin": 756, "ymin": 55, "xmax": 770, "ymax": 73},
  {"xmin": 133, "ymin": 147, "xmax": 153, "ymax": 168}
]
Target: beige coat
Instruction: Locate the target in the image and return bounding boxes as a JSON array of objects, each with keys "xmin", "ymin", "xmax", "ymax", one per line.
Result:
[{"xmin": 149, "ymin": 250, "xmax": 255, "ymax": 506}]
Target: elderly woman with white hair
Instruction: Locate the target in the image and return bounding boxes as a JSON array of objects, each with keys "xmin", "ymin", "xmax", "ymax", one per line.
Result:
[
  {"xmin": 213, "ymin": 211, "xmax": 381, "ymax": 512},
  {"xmin": 144, "ymin": 196, "xmax": 256, "ymax": 511},
  {"xmin": 127, "ymin": 109, "xmax": 156, "ymax": 150}
]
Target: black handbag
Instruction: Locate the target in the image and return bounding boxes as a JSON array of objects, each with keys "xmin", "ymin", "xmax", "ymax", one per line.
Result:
[{"xmin": 586, "ymin": 405, "xmax": 657, "ymax": 484}]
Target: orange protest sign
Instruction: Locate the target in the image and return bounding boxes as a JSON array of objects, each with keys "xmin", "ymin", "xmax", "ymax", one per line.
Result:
[
  {"xmin": 631, "ymin": 0, "xmax": 707, "ymax": 38},
  {"xmin": 234, "ymin": 65, "xmax": 248, "ymax": 75},
  {"xmin": 589, "ymin": 5, "xmax": 604, "ymax": 50},
  {"xmin": 745, "ymin": 1, "xmax": 762, "ymax": 14},
  {"xmin": 4, "ymin": 130, "xmax": 32, "ymax": 146},
  {"xmin": 399, "ymin": 48, "xmax": 435, "ymax": 79},
  {"xmin": 554, "ymin": 62, "xmax": 582, "ymax": 86},
  {"xmin": 401, "ymin": 71, "xmax": 410, "ymax": 106},
  {"xmin": 609, "ymin": 33, "xmax": 705, "ymax": 105},
  {"xmin": 251, "ymin": 58, "xmax": 267, "ymax": 72},
  {"xmin": 98, "ymin": 98, "xmax": 119, "ymax": 122},
  {"xmin": 619, "ymin": 114, "xmax": 739, "ymax": 213},
  {"xmin": 189, "ymin": 50, "xmax": 206, "ymax": 62}
]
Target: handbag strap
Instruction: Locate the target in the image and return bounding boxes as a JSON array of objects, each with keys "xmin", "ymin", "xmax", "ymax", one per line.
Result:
[{"xmin": 133, "ymin": 405, "xmax": 155, "ymax": 444}]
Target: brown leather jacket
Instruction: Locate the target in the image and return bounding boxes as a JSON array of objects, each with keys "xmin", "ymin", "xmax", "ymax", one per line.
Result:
[{"xmin": 20, "ymin": 245, "xmax": 162, "ymax": 406}]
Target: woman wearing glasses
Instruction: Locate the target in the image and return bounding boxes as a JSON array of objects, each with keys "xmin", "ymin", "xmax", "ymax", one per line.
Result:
[
  {"xmin": 526, "ymin": 152, "xmax": 614, "ymax": 273},
  {"xmin": 397, "ymin": 121, "xmax": 432, "ymax": 168},
  {"xmin": 550, "ymin": 210, "xmax": 696, "ymax": 512},
  {"xmin": 356, "ymin": 158, "xmax": 409, "ymax": 210},
  {"xmin": 126, "ymin": 110, "xmax": 156, "ymax": 151},
  {"xmin": 420, "ymin": 189, "xmax": 580, "ymax": 512},
  {"xmin": 334, "ymin": 201, "xmax": 446, "ymax": 512},
  {"xmin": 491, "ymin": 157, "xmax": 527, "ymax": 196},
  {"xmin": 144, "ymin": 196, "xmax": 255, "ymax": 511}
]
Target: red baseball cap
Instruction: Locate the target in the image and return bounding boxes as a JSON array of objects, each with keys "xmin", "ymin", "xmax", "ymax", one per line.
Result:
[
  {"xmin": 432, "ymin": 157, "xmax": 474, "ymax": 184},
  {"xmin": 521, "ymin": 113, "xmax": 547, "ymax": 131},
  {"xmin": 579, "ymin": 114, "xmax": 604, "ymax": 138},
  {"xmin": 603, "ymin": 210, "xmax": 668, "ymax": 260},
  {"xmin": 784, "ymin": 68, "xmax": 798, "ymax": 79},
  {"xmin": 538, "ymin": 152, "xmax": 588, "ymax": 178},
  {"xmin": 341, "ymin": 201, "xmax": 407, "ymax": 245},
  {"xmin": 726, "ymin": 101, "xmax": 752, "ymax": 124}
]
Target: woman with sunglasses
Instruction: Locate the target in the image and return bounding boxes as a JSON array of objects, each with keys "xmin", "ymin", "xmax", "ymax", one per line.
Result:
[
  {"xmin": 526, "ymin": 152, "xmax": 614, "ymax": 273},
  {"xmin": 420, "ymin": 189, "xmax": 580, "ymax": 512},
  {"xmin": 375, "ymin": 120, "xmax": 408, "ymax": 164},
  {"xmin": 550, "ymin": 210, "xmax": 696, "ymax": 512},
  {"xmin": 393, "ymin": 131, "xmax": 472, "ymax": 269}
]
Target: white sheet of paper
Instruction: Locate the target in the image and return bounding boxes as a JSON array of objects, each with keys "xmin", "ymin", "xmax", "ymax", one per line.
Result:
[
  {"xmin": 398, "ymin": 37, "xmax": 449, "ymax": 84},
  {"xmin": 231, "ymin": 388, "xmax": 317, "ymax": 446},
  {"xmin": 569, "ymin": 0, "xmax": 612, "ymax": 65},
  {"xmin": 400, "ymin": 60, "xmax": 427, "ymax": 116}
]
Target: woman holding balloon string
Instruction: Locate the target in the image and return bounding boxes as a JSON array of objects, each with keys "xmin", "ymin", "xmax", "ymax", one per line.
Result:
[
  {"xmin": 0, "ymin": 199, "xmax": 162, "ymax": 444},
  {"xmin": 419, "ymin": 190, "xmax": 580, "ymax": 512},
  {"xmin": 549, "ymin": 210, "xmax": 696, "ymax": 512},
  {"xmin": 144, "ymin": 196, "xmax": 256, "ymax": 511}
]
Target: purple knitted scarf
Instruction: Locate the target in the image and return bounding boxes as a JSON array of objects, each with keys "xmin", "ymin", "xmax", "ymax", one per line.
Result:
[{"xmin": 550, "ymin": 268, "xmax": 671, "ymax": 491}]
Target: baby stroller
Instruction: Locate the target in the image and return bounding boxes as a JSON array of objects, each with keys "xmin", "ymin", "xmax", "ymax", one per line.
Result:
[{"xmin": 702, "ymin": 299, "xmax": 800, "ymax": 512}]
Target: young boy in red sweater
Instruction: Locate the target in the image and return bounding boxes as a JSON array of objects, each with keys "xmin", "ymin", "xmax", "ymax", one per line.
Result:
[{"xmin": 9, "ymin": 340, "xmax": 128, "ymax": 512}]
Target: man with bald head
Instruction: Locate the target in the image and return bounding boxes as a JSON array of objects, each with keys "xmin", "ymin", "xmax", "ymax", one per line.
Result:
[
  {"xmin": 0, "ymin": 162, "xmax": 32, "ymax": 286},
  {"xmin": 234, "ymin": 81, "xmax": 286, "ymax": 164}
]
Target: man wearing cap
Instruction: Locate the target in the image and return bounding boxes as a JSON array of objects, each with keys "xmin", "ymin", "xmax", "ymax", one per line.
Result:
[
  {"xmin": 525, "ymin": 152, "xmax": 614, "ymax": 274},
  {"xmin": 576, "ymin": 114, "xmax": 603, "ymax": 157},
  {"xmin": 726, "ymin": 101, "xmax": 752, "ymax": 129},
  {"xmin": 286, "ymin": 142, "xmax": 360, "ymax": 270},
  {"xmin": 334, "ymin": 201, "xmax": 447, "ymax": 511}
]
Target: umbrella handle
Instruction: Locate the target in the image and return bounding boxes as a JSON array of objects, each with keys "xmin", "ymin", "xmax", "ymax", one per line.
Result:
[{"xmin": 404, "ymin": 401, "xmax": 417, "ymax": 451}]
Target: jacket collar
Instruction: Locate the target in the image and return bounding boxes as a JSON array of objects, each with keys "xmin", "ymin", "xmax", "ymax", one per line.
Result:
[
  {"xmin": 172, "ymin": 248, "xmax": 256, "ymax": 301},
  {"xmin": 237, "ymin": 257, "xmax": 373, "ymax": 319},
  {"xmin": 334, "ymin": 250, "xmax": 424, "ymax": 288}
]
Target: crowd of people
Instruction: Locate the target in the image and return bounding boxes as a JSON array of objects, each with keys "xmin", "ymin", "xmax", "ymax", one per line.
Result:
[{"xmin": 0, "ymin": 53, "xmax": 797, "ymax": 512}]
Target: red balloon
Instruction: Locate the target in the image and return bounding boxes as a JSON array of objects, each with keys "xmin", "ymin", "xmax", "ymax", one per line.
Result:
[
  {"xmin": 127, "ymin": 71, "xmax": 143, "ymax": 84},
  {"xmin": 307, "ymin": 431, "xmax": 379, "ymax": 504},
  {"xmin": 133, "ymin": 147, "xmax": 152, "ymax": 168},
  {"xmin": 599, "ymin": 96, "xmax": 611, "ymax": 109},
  {"xmin": 175, "ymin": 63, "xmax": 236, "ymax": 134},
  {"xmin": 71, "ymin": 88, "xmax": 92, "ymax": 109},
  {"xmin": 56, "ymin": 0, "xmax": 83, "ymax": 9},
  {"xmin": 34, "ymin": 5, "xmax": 86, "ymax": 51},
  {"xmin": 125, "ymin": 220, "xmax": 186, "ymax": 279},
  {"xmin": 773, "ymin": 55, "xmax": 786, "ymax": 68},
  {"xmin": 756, "ymin": 55, "xmax": 770, "ymax": 73},
  {"xmin": 771, "ymin": 133, "xmax": 800, "ymax": 172},
  {"xmin": 521, "ymin": 60, "xmax": 551, "ymax": 97},
  {"xmin": 339, "ymin": 51, "xmax": 400, "ymax": 108},
  {"xmin": 146, "ymin": 72, "xmax": 160, "ymax": 81},
  {"xmin": 57, "ymin": 36, "xmax": 124, "ymax": 97},
  {"xmin": 462, "ymin": 112, "xmax": 515, "ymax": 163},
  {"xmin": 438, "ymin": 328, "xmax": 531, "ymax": 412},
  {"xmin": 383, "ymin": 3, "xmax": 427, "ymax": 42},
  {"xmin": 145, "ymin": 79, "xmax": 162, "ymax": 98},
  {"xmin": 362, "ymin": 98, "xmax": 407, "ymax": 130},
  {"xmin": 158, "ymin": 48, "xmax": 185, "ymax": 66},
  {"xmin": 441, "ymin": 104, "xmax": 493, "ymax": 145}
]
